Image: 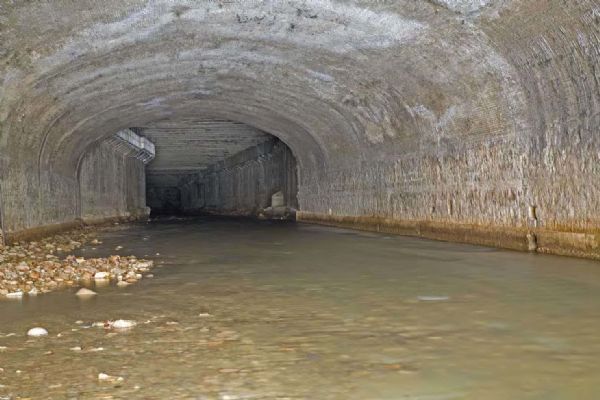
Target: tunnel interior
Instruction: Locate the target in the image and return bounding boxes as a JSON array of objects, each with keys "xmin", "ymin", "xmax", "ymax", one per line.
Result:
[
  {"xmin": 138, "ymin": 119, "xmax": 298, "ymax": 217},
  {"xmin": 1, "ymin": 2, "xmax": 600, "ymax": 395},
  {"xmin": 0, "ymin": 0, "xmax": 598, "ymax": 258}
]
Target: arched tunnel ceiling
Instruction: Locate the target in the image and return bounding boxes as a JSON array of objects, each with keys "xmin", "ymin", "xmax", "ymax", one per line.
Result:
[
  {"xmin": 0, "ymin": 0, "xmax": 537, "ymax": 175},
  {"xmin": 0, "ymin": 0, "xmax": 599, "ymax": 238},
  {"xmin": 138, "ymin": 118, "xmax": 271, "ymax": 173}
]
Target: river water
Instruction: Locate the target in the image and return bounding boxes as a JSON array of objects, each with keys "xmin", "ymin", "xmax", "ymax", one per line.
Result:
[{"xmin": 1, "ymin": 217, "xmax": 599, "ymax": 399}]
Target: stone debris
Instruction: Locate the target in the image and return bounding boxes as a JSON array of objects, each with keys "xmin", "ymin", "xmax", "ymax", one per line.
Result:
[
  {"xmin": 75, "ymin": 288, "xmax": 97, "ymax": 298},
  {"xmin": 417, "ymin": 296, "xmax": 450, "ymax": 302},
  {"xmin": 93, "ymin": 319, "xmax": 137, "ymax": 330},
  {"xmin": 27, "ymin": 327, "xmax": 48, "ymax": 337},
  {"xmin": 111, "ymin": 319, "xmax": 137, "ymax": 330},
  {"xmin": 0, "ymin": 230, "xmax": 154, "ymax": 298},
  {"xmin": 98, "ymin": 372, "xmax": 124, "ymax": 383},
  {"xmin": 94, "ymin": 271, "xmax": 109, "ymax": 280}
]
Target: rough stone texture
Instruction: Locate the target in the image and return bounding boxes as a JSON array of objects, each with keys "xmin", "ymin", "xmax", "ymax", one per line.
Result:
[
  {"xmin": 0, "ymin": 1, "xmax": 599, "ymax": 257},
  {"xmin": 79, "ymin": 139, "xmax": 147, "ymax": 222}
]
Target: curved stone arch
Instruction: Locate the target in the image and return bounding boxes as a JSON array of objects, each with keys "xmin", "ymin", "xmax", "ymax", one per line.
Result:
[{"xmin": 0, "ymin": 0, "xmax": 599, "ymax": 258}]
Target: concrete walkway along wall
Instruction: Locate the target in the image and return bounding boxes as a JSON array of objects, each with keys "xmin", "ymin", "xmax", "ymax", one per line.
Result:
[{"xmin": 0, "ymin": 1, "xmax": 599, "ymax": 258}]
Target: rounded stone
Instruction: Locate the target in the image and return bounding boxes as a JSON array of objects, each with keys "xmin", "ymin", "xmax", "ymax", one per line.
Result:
[
  {"xmin": 27, "ymin": 327, "xmax": 48, "ymax": 337},
  {"xmin": 75, "ymin": 288, "xmax": 97, "ymax": 298}
]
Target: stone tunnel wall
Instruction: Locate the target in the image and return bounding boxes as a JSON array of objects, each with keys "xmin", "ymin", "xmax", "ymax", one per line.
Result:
[
  {"xmin": 79, "ymin": 139, "xmax": 148, "ymax": 223},
  {"xmin": 0, "ymin": 0, "xmax": 599, "ymax": 258},
  {"xmin": 0, "ymin": 137, "xmax": 149, "ymax": 242},
  {"xmin": 165, "ymin": 138, "xmax": 298, "ymax": 215}
]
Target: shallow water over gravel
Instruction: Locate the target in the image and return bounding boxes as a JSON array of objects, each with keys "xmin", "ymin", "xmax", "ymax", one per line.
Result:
[{"xmin": 1, "ymin": 217, "xmax": 600, "ymax": 399}]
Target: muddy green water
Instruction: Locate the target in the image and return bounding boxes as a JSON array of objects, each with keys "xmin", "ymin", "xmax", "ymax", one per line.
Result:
[{"xmin": 1, "ymin": 218, "xmax": 600, "ymax": 399}]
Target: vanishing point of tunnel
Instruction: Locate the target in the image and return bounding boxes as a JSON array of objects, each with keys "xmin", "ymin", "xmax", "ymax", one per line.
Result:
[{"xmin": 0, "ymin": 1, "xmax": 600, "ymax": 399}]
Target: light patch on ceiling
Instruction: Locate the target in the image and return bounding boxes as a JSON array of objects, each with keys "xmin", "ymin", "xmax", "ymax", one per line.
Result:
[
  {"xmin": 432, "ymin": 0, "xmax": 494, "ymax": 14},
  {"xmin": 39, "ymin": 0, "xmax": 426, "ymax": 72}
]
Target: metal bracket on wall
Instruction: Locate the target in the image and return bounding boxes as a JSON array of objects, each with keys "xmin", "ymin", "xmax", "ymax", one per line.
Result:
[{"xmin": 106, "ymin": 129, "xmax": 156, "ymax": 164}]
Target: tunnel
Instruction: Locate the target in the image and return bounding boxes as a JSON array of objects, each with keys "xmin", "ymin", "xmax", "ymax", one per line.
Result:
[
  {"xmin": 1, "ymin": 1, "xmax": 600, "ymax": 397},
  {"xmin": 139, "ymin": 119, "xmax": 298, "ymax": 217},
  {"xmin": 1, "ymin": 0, "xmax": 599, "ymax": 258}
]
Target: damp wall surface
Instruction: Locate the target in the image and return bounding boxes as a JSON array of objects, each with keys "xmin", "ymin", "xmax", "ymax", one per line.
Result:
[
  {"xmin": 0, "ymin": 137, "xmax": 149, "ymax": 242},
  {"xmin": 79, "ymin": 140, "xmax": 148, "ymax": 223}
]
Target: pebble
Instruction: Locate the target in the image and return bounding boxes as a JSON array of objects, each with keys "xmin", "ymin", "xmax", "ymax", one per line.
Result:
[
  {"xmin": 417, "ymin": 296, "xmax": 450, "ymax": 302},
  {"xmin": 94, "ymin": 272, "xmax": 109, "ymax": 280},
  {"xmin": 75, "ymin": 288, "xmax": 97, "ymax": 298},
  {"xmin": 0, "ymin": 230, "xmax": 154, "ymax": 297},
  {"xmin": 27, "ymin": 327, "xmax": 48, "ymax": 337},
  {"xmin": 98, "ymin": 372, "xmax": 124, "ymax": 383},
  {"xmin": 111, "ymin": 319, "xmax": 136, "ymax": 330}
]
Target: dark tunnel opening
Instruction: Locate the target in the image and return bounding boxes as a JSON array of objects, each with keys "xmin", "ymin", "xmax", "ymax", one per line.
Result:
[{"xmin": 137, "ymin": 119, "xmax": 298, "ymax": 219}]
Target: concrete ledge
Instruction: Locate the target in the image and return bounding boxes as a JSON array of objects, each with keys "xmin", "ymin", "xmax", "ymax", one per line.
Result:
[
  {"xmin": 4, "ymin": 220, "xmax": 84, "ymax": 244},
  {"xmin": 4, "ymin": 211, "xmax": 149, "ymax": 244},
  {"xmin": 297, "ymin": 211, "xmax": 600, "ymax": 261}
]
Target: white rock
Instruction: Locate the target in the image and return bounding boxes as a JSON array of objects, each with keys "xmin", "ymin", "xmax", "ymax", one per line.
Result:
[
  {"xmin": 27, "ymin": 327, "xmax": 48, "ymax": 337},
  {"xmin": 98, "ymin": 372, "xmax": 123, "ymax": 382},
  {"xmin": 115, "ymin": 246, "xmax": 123, "ymax": 250},
  {"xmin": 94, "ymin": 272, "xmax": 109, "ymax": 280},
  {"xmin": 28, "ymin": 288, "xmax": 39, "ymax": 296},
  {"xmin": 116, "ymin": 281, "xmax": 130, "ymax": 288},
  {"xmin": 417, "ymin": 296, "xmax": 450, "ymax": 302},
  {"xmin": 75, "ymin": 288, "xmax": 97, "ymax": 298},
  {"xmin": 6, "ymin": 291, "xmax": 23, "ymax": 299},
  {"xmin": 112, "ymin": 319, "xmax": 136, "ymax": 329}
]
